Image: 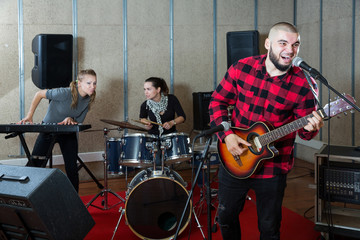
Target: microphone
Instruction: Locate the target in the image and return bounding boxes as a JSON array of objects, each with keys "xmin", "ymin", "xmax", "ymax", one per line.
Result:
[
  {"xmin": 198, "ymin": 121, "xmax": 231, "ymax": 137},
  {"xmin": 292, "ymin": 57, "xmax": 328, "ymax": 85}
]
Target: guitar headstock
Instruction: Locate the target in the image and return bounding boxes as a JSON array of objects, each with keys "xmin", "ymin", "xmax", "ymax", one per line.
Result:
[{"xmin": 323, "ymin": 93, "xmax": 356, "ymax": 118}]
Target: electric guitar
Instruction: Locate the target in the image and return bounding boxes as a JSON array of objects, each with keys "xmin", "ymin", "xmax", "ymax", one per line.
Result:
[{"xmin": 217, "ymin": 94, "xmax": 356, "ymax": 179}]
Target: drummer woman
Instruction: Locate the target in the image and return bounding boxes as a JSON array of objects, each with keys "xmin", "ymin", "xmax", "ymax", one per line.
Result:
[
  {"xmin": 18, "ymin": 69, "xmax": 97, "ymax": 192},
  {"xmin": 140, "ymin": 77, "xmax": 186, "ymax": 136}
]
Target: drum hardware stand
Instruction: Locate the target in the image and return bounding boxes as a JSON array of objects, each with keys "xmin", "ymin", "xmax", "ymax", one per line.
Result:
[
  {"xmin": 111, "ymin": 206, "xmax": 125, "ymax": 240},
  {"xmin": 122, "ymin": 165, "xmax": 130, "ymax": 189},
  {"xmin": 159, "ymin": 144, "xmax": 166, "ymax": 173},
  {"xmin": 146, "ymin": 140, "xmax": 163, "ymax": 175},
  {"xmin": 160, "ymin": 138, "xmax": 172, "ymax": 170},
  {"xmin": 174, "ymin": 135, "xmax": 213, "ymax": 240},
  {"xmin": 86, "ymin": 128, "xmax": 125, "ymax": 210},
  {"xmin": 194, "ymin": 160, "xmax": 219, "ymax": 216},
  {"xmin": 192, "ymin": 207, "xmax": 207, "ymax": 240}
]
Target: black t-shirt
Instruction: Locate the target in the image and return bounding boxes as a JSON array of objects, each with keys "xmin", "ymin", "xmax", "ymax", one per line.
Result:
[{"xmin": 140, "ymin": 94, "xmax": 186, "ymax": 135}]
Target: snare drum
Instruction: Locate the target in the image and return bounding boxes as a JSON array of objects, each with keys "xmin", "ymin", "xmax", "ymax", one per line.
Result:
[
  {"xmin": 120, "ymin": 133, "xmax": 159, "ymax": 168},
  {"xmin": 160, "ymin": 132, "xmax": 192, "ymax": 164},
  {"xmin": 125, "ymin": 167, "xmax": 191, "ymax": 240}
]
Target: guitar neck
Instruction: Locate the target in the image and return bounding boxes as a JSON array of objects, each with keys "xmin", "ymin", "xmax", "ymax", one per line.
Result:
[{"xmin": 258, "ymin": 109, "xmax": 325, "ymax": 146}]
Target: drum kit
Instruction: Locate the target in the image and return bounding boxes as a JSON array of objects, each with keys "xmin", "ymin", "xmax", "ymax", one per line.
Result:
[{"xmin": 86, "ymin": 119, "xmax": 208, "ymax": 240}]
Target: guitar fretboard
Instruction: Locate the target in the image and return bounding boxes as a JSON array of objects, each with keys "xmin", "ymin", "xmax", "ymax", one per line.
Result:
[{"xmin": 258, "ymin": 111, "xmax": 319, "ymax": 146}]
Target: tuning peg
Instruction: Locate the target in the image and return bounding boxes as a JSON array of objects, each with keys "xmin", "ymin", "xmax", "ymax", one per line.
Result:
[
  {"xmin": 344, "ymin": 112, "xmax": 348, "ymax": 116},
  {"xmin": 350, "ymin": 110, "xmax": 355, "ymax": 114}
]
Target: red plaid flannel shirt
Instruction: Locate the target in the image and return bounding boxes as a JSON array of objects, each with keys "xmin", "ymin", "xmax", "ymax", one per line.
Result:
[{"xmin": 209, "ymin": 55, "xmax": 319, "ymax": 178}]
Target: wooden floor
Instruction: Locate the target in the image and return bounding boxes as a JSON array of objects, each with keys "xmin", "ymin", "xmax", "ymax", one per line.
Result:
[
  {"xmin": 79, "ymin": 158, "xmax": 316, "ymax": 221},
  {"xmin": 79, "ymin": 159, "xmax": 360, "ymax": 240}
]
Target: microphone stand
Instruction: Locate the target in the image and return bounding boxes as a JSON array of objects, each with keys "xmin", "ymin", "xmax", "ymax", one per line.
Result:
[
  {"xmin": 307, "ymin": 71, "xmax": 360, "ymax": 113},
  {"xmin": 173, "ymin": 134, "xmax": 213, "ymax": 240},
  {"xmin": 305, "ymin": 69, "xmax": 360, "ymax": 240}
]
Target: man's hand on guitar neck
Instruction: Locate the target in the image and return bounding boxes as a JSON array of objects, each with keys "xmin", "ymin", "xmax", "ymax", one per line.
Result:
[
  {"xmin": 224, "ymin": 133, "xmax": 252, "ymax": 158},
  {"xmin": 223, "ymin": 110, "xmax": 323, "ymax": 159},
  {"xmin": 304, "ymin": 111, "xmax": 324, "ymax": 132}
]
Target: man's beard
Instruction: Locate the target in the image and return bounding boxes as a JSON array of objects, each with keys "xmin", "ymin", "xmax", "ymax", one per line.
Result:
[{"xmin": 269, "ymin": 46, "xmax": 292, "ymax": 72}]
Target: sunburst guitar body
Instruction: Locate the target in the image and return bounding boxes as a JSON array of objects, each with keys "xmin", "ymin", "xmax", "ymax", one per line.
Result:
[
  {"xmin": 217, "ymin": 94, "xmax": 355, "ymax": 179},
  {"xmin": 217, "ymin": 122, "xmax": 278, "ymax": 179}
]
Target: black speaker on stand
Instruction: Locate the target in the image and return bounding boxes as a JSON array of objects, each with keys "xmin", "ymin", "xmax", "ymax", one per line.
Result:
[
  {"xmin": 192, "ymin": 92, "xmax": 213, "ymax": 131},
  {"xmin": 0, "ymin": 165, "xmax": 95, "ymax": 240},
  {"xmin": 226, "ymin": 30, "xmax": 259, "ymax": 68},
  {"xmin": 32, "ymin": 34, "xmax": 73, "ymax": 89}
]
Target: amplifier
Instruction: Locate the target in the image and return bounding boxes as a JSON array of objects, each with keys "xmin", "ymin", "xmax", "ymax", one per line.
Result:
[
  {"xmin": 193, "ymin": 92, "xmax": 213, "ymax": 131},
  {"xmin": 319, "ymin": 161, "xmax": 360, "ymax": 204},
  {"xmin": 0, "ymin": 165, "xmax": 94, "ymax": 240}
]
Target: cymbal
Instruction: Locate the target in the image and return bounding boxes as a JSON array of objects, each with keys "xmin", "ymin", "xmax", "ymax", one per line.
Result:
[
  {"xmin": 100, "ymin": 119, "xmax": 147, "ymax": 132},
  {"xmin": 83, "ymin": 127, "xmax": 120, "ymax": 133}
]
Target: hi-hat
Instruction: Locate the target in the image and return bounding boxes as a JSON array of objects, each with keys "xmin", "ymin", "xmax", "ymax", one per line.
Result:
[{"xmin": 100, "ymin": 119, "xmax": 147, "ymax": 132}]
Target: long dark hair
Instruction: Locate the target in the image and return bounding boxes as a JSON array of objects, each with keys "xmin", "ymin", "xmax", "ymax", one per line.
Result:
[{"xmin": 145, "ymin": 77, "xmax": 169, "ymax": 96}]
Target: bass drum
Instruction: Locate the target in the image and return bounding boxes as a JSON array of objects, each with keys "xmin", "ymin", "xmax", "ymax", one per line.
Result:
[{"xmin": 125, "ymin": 167, "xmax": 191, "ymax": 240}]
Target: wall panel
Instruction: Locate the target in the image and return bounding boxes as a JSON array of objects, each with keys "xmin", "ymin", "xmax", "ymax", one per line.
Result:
[
  {"xmin": 173, "ymin": 0, "xmax": 214, "ymax": 132},
  {"xmin": 321, "ymin": 0, "xmax": 355, "ymax": 146},
  {"xmin": 77, "ymin": 0, "xmax": 123, "ymax": 151},
  {"xmin": 0, "ymin": 0, "xmax": 359, "ymax": 163}
]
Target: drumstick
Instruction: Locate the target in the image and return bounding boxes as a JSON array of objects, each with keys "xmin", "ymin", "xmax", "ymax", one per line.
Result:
[{"xmin": 131, "ymin": 119, "xmax": 162, "ymax": 126}]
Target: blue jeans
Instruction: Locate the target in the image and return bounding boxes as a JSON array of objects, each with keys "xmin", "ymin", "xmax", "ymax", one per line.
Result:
[{"xmin": 217, "ymin": 165, "xmax": 287, "ymax": 240}]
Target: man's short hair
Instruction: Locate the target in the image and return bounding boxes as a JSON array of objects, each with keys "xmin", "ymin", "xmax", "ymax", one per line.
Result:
[{"xmin": 268, "ymin": 22, "xmax": 299, "ymax": 38}]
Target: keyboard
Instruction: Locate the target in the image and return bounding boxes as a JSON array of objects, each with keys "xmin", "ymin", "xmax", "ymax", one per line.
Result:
[{"xmin": 0, "ymin": 123, "xmax": 91, "ymax": 133}]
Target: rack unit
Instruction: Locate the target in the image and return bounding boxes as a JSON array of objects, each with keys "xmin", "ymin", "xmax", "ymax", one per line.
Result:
[{"xmin": 314, "ymin": 145, "xmax": 360, "ymax": 238}]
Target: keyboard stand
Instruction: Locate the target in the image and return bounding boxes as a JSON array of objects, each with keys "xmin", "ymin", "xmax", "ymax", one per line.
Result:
[
  {"xmin": 2, "ymin": 124, "xmax": 104, "ymax": 190},
  {"xmin": 40, "ymin": 153, "xmax": 104, "ymax": 190},
  {"xmin": 10, "ymin": 132, "xmax": 104, "ymax": 190},
  {"xmin": 77, "ymin": 156, "xmax": 104, "ymax": 189}
]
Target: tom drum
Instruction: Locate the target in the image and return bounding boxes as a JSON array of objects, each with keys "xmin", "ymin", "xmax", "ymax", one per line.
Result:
[
  {"xmin": 120, "ymin": 133, "xmax": 159, "ymax": 168},
  {"xmin": 160, "ymin": 133, "xmax": 192, "ymax": 165}
]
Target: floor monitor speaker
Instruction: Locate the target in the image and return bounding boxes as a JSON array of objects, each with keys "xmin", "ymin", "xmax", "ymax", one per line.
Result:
[
  {"xmin": 0, "ymin": 165, "xmax": 94, "ymax": 240},
  {"xmin": 32, "ymin": 34, "xmax": 73, "ymax": 89},
  {"xmin": 226, "ymin": 30, "xmax": 259, "ymax": 69}
]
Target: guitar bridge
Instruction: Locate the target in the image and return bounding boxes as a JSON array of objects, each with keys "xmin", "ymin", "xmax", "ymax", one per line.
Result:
[{"xmin": 234, "ymin": 155, "xmax": 243, "ymax": 166}]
